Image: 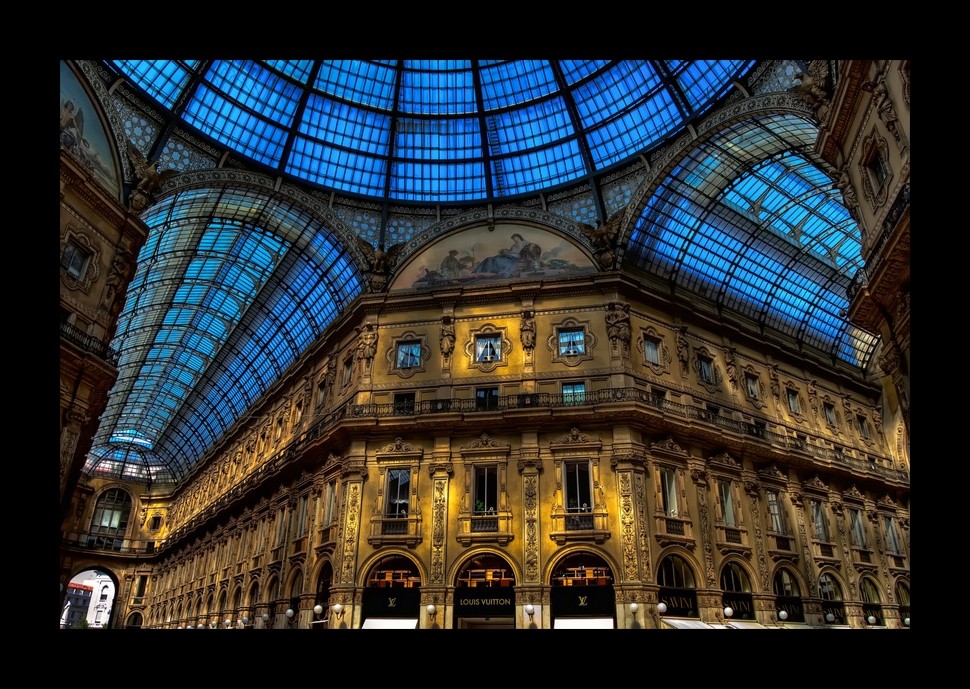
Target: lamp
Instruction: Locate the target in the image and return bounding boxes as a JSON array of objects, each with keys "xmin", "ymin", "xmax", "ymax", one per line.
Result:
[
  {"xmin": 629, "ymin": 602, "xmax": 639, "ymax": 615},
  {"xmin": 311, "ymin": 604, "xmax": 327, "ymax": 626},
  {"xmin": 261, "ymin": 612, "xmax": 270, "ymax": 626},
  {"xmin": 524, "ymin": 603, "xmax": 535, "ymax": 622},
  {"xmin": 331, "ymin": 602, "xmax": 344, "ymax": 620},
  {"xmin": 866, "ymin": 615, "xmax": 877, "ymax": 625},
  {"xmin": 285, "ymin": 608, "xmax": 296, "ymax": 625},
  {"xmin": 224, "ymin": 617, "xmax": 233, "ymax": 628},
  {"xmin": 197, "ymin": 623, "xmax": 206, "ymax": 629},
  {"xmin": 240, "ymin": 615, "xmax": 250, "ymax": 629},
  {"xmin": 825, "ymin": 612, "xmax": 835, "ymax": 623},
  {"xmin": 426, "ymin": 604, "xmax": 437, "ymax": 623},
  {"xmin": 657, "ymin": 602, "xmax": 667, "ymax": 616},
  {"xmin": 723, "ymin": 606, "xmax": 733, "ymax": 619},
  {"xmin": 778, "ymin": 610, "xmax": 788, "ymax": 624},
  {"xmin": 903, "ymin": 617, "xmax": 910, "ymax": 627}
]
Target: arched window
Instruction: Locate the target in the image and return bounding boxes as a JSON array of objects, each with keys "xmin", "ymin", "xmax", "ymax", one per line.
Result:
[
  {"xmin": 87, "ymin": 488, "xmax": 132, "ymax": 551},
  {"xmin": 720, "ymin": 562, "xmax": 754, "ymax": 620},
  {"xmin": 818, "ymin": 572, "xmax": 845, "ymax": 625},
  {"xmin": 860, "ymin": 577, "xmax": 883, "ymax": 626},
  {"xmin": 657, "ymin": 554, "xmax": 698, "ymax": 617},
  {"xmin": 773, "ymin": 568, "xmax": 804, "ymax": 622},
  {"xmin": 895, "ymin": 580, "xmax": 910, "ymax": 626}
]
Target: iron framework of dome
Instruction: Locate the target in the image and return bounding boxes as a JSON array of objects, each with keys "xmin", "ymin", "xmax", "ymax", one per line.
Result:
[{"xmin": 73, "ymin": 59, "xmax": 878, "ymax": 486}]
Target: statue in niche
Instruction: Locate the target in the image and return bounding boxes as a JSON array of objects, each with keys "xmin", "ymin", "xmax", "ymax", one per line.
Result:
[
  {"xmin": 520, "ymin": 311, "xmax": 536, "ymax": 351},
  {"xmin": 676, "ymin": 326, "xmax": 690, "ymax": 375},
  {"xmin": 606, "ymin": 302, "xmax": 631, "ymax": 350},
  {"xmin": 863, "ymin": 76, "xmax": 901, "ymax": 142},
  {"xmin": 355, "ymin": 324, "xmax": 378, "ymax": 366},
  {"xmin": 725, "ymin": 348, "xmax": 738, "ymax": 389},
  {"xmin": 440, "ymin": 317, "xmax": 455, "ymax": 358},
  {"xmin": 835, "ymin": 169, "xmax": 862, "ymax": 222}
]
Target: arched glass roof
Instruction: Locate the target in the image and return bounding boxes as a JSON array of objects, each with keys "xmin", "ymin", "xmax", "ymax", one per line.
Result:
[
  {"xmin": 109, "ymin": 59, "xmax": 754, "ymax": 202},
  {"xmin": 626, "ymin": 113, "xmax": 875, "ymax": 366},
  {"xmin": 85, "ymin": 186, "xmax": 364, "ymax": 483},
  {"xmin": 76, "ymin": 59, "xmax": 877, "ymax": 486}
]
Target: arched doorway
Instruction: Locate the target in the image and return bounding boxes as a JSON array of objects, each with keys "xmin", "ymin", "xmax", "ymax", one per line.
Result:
[
  {"xmin": 549, "ymin": 551, "xmax": 616, "ymax": 629},
  {"xmin": 453, "ymin": 552, "xmax": 516, "ymax": 629},
  {"xmin": 359, "ymin": 554, "xmax": 421, "ymax": 629},
  {"xmin": 60, "ymin": 568, "xmax": 118, "ymax": 629}
]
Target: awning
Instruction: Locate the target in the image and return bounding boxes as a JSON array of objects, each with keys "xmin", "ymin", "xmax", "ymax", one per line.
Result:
[
  {"xmin": 361, "ymin": 618, "xmax": 419, "ymax": 629},
  {"xmin": 553, "ymin": 617, "xmax": 615, "ymax": 629},
  {"xmin": 727, "ymin": 620, "xmax": 770, "ymax": 629},
  {"xmin": 662, "ymin": 618, "xmax": 726, "ymax": 629}
]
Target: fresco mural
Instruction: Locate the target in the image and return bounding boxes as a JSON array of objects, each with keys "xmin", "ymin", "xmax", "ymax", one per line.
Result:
[
  {"xmin": 60, "ymin": 61, "xmax": 121, "ymax": 199},
  {"xmin": 391, "ymin": 223, "xmax": 597, "ymax": 290}
]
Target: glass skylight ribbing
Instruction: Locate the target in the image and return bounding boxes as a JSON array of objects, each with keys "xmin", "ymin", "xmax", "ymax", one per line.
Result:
[
  {"xmin": 85, "ymin": 186, "xmax": 364, "ymax": 483},
  {"xmin": 112, "ymin": 60, "xmax": 754, "ymax": 204},
  {"xmin": 626, "ymin": 113, "xmax": 877, "ymax": 368}
]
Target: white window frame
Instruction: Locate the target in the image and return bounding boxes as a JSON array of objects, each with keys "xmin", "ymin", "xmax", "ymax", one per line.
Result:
[
  {"xmin": 765, "ymin": 490, "xmax": 788, "ymax": 533},
  {"xmin": 883, "ymin": 514, "xmax": 902, "ymax": 554},
  {"xmin": 811, "ymin": 499, "xmax": 829, "ymax": 542},
  {"xmin": 718, "ymin": 479, "xmax": 737, "ymax": 527},
  {"xmin": 849, "ymin": 508, "xmax": 868, "ymax": 548},
  {"xmin": 659, "ymin": 466, "xmax": 680, "ymax": 518}
]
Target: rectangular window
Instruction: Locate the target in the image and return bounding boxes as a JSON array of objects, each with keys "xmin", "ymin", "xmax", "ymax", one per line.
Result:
[
  {"xmin": 883, "ymin": 515, "xmax": 902, "ymax": 554},
  {"xmin": 856, "ymin": 415, "xmax": 870, "ymax": 439},
  {"xmin": 811, "ymin": 500, "xmax": 829, "ymax": 542},
  {"xmin": 558, "ymin": 329, "xmax": 586, "ymax": 356},
  {"xmin": 473, "ymin": 466, "xmax": 498, "ymax": 514},
  {"xmin": 386, "ymin": 467, "xmax": 410, "ymax": 518},
  {"xmin": 564, "ymin": 461, "xmax": 592, "ymax": 512},
  {"xmin": 323, "ymin": 480, "xmax": 337, "ymax": 525},
  {"xmin": 644, "ymin": 336, "xmax": 661, "ymax": 365},
  {"xmin": 744, "ymin": 373, "xmax": 759, "ymax": 400},
  {"xmin": 275, "ymin": 507, "xmax": 288, "ymax": 545},
  {"xmin": 718, "ymin": 480, "xmax": 736, "ymax": 526},
  {"xmin": 475, "ymin": 335, "xmax": 501, "ymax": 362},
  {"xmin": 394, "ymin": 392, "xmax": 415, "ymax": 415},
  {"xmin": 342, "ymin": 358, "xmax": 354, "ymax": 386},
  {"xmin": 699, "ymin": 356, "xmax": 714, "ymax": 384},
  {"xmin": 766, "ymin": 490, "xmax": 787, "ymax": 533},
  {"xmin": 396, "ymin": 341, "xmax": 421, "ymax": 368},
  {"xmin": 660, "ymin": 466, "xmax": 679, "ymax": 517},
  {"xmin": 867, "ymin": 148, "xmax": 889, "ymax": 189},
  {"xmin": 475, "ymin": 386, "xmax": 499, "ymax": 410},
  {"xmin": 61, "ymin": 239, "xmax": 91, "ymax": 279},
  {"xmin": 824, "ymin": 402, "xmax": 837, "ymax": 426},
  {"xmin": 295, "ymin": 494, "xmax": 309, "ymax": 539},
  {"xmin": 849, "ymin": 508, "xmax": 868, "ymax": 547},
  {"xmin": 562, "ymin": 382, "xmax": 586, "ymax": 405},
  {"xmin": 649, "ymin": 387, "xmax": 667, "ymax": 407},
  {"xmin": 787, "ymin": 389, "xmax": 800, "ymax": 414}
]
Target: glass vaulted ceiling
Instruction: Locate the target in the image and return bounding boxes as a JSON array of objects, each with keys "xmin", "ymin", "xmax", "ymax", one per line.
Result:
[
  {"xmin": 108, "ymin": 59, "xmax": 753, "ymax": 201},
  {"xmin": 81, "ymin": 59, "xmax": 873, "ymax": 486}
]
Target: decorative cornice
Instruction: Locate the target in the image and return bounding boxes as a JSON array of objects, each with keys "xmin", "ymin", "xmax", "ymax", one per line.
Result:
[{"xmin": 650, "ymin": 436, "xmax": 688, "ymax": 457}]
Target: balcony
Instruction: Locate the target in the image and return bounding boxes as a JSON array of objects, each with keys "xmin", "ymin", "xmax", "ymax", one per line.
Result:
[
  {"xmin": 367, "ymin": 514, "xmax": 421, "ymax": 548},
  {"xmin": 654, "ymin": 515, "xmax": 695, "ymax": 549},
  {"xmin": 550, "ymin": 507, "xmax": 610, "ymax": 545},
  {"xmin": 714, "ymin": 523, "xmax": 751, "ymax": 557},
  {"xmin": 456, "ymin": 511, "xmax": 513, "ymax": 546},
  {"xmin": 60, "ymin": 321, "xmax": 119, "ymax": 365}
]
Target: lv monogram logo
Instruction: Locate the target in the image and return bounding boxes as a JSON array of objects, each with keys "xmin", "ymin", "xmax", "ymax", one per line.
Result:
[
  {"xmin": 387, "ymin": 598, "xmax": 397, "ymax": 608},
  {"xmin": 578, "ymin": 595, "xmax": 588, "ymax": 607}
]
